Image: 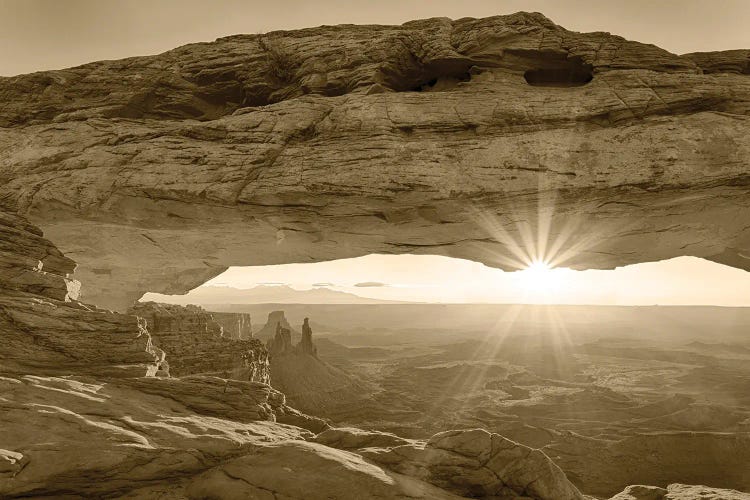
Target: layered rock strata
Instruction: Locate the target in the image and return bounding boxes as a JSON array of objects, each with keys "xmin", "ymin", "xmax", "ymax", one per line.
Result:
[
  {"xmin": 129, "ymin": 301, "xmax": 269, "ymax": 382},
  {"xmin": 0, "ymin": 13, "xmax": 748, "ymax": 310},
  {"xmin": 212, "ymin": 311, "xmax": 253, "ymax": 339},
  {"xmin": 0, "ymin": 209, "xmax": 162, "ymax": 377}
]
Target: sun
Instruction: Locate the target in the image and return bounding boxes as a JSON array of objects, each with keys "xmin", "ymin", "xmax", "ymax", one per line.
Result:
[{"xmin": 519, "ymin": 259, "xmax": 564, "ymax": 293}]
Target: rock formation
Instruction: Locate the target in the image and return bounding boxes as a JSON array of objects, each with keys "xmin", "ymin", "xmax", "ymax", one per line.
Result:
[
  {"xmin": 0, "ymin": 13, "xmax": 748, "ymax": 310},
  {"xmin": 303, "ymin": 427, "xmax": 586, "ymax": 500},
  {"xmin": 129, "ymin": 301, "xmax": 269, "ymax": 382},
  {"xmin": 1, "ymin": 211, "xmax": 591, "ymax": 499},
  {"xmin": 266, "ymin": 320, "xmax": 294, "ymax": 356},
  {"xmin": 263, "ymin": 315, "xmax": 370, "ymax": 416},
  {"xmin": 261, "ymin": 313, "xmax": 318, "ymax": 357},
  {"xmin": 256, "ymin": 310, "xmax": 300, "ymax": 340},
  {"xmin": 298, "ymin": 316, "xmax": 318, "ymax": 356},
  {"xmin": 0, "ymin": 209, "xmax": 163, "ymax": 378}
]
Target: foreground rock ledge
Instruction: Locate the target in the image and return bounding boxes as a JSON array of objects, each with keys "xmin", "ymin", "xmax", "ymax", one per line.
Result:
[{"xmin": 0, "ymin": 12, "xmax": 748, "ymax": 310}]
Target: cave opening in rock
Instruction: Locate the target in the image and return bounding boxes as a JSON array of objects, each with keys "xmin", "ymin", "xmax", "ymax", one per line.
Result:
[
  {"xmin": 134, "ymin": 252, "xmax": 750, "ymax": 479},
  {"xmin": 409, "ymin": 72, "xmax": 472, "ymax": 92},
  {"xmin": 523, "ymin": 56, "xmax": 594, "ymax": 87}
]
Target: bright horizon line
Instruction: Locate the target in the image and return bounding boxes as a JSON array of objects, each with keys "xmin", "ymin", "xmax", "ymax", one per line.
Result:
[
  {"xmin": 186, "ymin": 299, "xmax": 750, "ymax": 309},
  {"xmin": 139, "ymin": 254, "xmax": 750, "ymax": 307},
  {"xmin": 190, "ymin": 283, "xmax": 748, "ymax": 307}
]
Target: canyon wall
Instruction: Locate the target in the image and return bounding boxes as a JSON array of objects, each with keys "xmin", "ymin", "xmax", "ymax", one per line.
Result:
[
  {"xmin": 212, "ymin": 311, "xmax": 253, "ymax": 339},
  {"xmin": 0, "ymin": 13, "xmax": 748, "ymax": 310},
  {"xmin": 130, "ymin": 301, "xmax": 269, "ymax": 382}
]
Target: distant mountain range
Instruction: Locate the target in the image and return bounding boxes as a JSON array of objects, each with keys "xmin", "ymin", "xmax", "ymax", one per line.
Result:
[{"xmin": 141, "ymin": 285, "xmax": 415, "ymax": 306}]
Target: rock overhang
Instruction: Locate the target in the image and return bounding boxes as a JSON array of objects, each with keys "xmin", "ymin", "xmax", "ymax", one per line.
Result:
[{"xmin": 0, "ymin": 12, "xmax": 748, "ymax": 311}]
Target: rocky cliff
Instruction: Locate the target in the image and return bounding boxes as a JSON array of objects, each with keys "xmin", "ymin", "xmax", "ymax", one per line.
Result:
[
  {"xmin": 129, "ymin": 301, "xmax": 269, "ymax": 382},
  {"xmin": 0, "ymin": 12, "xmax": 748, "ymax": 310},
  {"xmin": 212, "ymin": 311, "xmax": 253, "ymax": 339},
  {"xmin": 0, "ymin": 209, "xmax": 163, "ymax": 378}
]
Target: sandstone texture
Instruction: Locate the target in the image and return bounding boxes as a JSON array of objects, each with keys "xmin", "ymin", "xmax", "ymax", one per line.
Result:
[
  {"xmin": 610, "ymin": 483, "xmax": 750, "ymax": 500},
  {"xmin": 362, "ymin": 428, "xmax": 585, "ymax": 500},
  {"xmin": 130, "ymin": 301, "xmax": 269, "ymax": 382},
  {"xmin": 0, "ymin": 209, "xmax": 162, "ymax": 378},
  {"xmin": 186, "ymin": 440, "xmax": 465, "ymax": 500},
  {"xmin": 0, "ymin": 13, "xmax": 748, "ymax": 310}
]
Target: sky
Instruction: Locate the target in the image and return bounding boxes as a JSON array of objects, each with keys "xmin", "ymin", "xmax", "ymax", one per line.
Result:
[
  {"xmin": 143, "ymin": 255, "xmax": 750, "ymax": 307},
  {"xmin": 2, "ymin": 0, "xmax": 750, "ymax": 76}
]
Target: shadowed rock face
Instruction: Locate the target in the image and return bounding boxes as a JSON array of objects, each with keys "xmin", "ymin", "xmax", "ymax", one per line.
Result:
[
  {"xmin": 0, "ymin": 210, "xmax": 162, "ymax": 378},
  {"xmin": 299, "ymin": 317, "xmax": 318, "ymax": 356},
  {"xmin": 0, "ymin": 12, "xmax": 748, "ymax": 310},
  {"xmin": 267, "ymin": 321, "xmax": 294, "ymax": 356}
]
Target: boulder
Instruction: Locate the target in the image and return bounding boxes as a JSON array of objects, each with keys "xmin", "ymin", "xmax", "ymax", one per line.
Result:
[{"xmin": 363, "ymin": 428, "xmax": 585, "ymax": 499}]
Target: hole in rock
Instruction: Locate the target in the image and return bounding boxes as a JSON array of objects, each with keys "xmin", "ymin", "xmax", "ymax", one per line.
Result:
[
  {"xmin": 143, "ymin": 254, "xmax": 750, "ymax": 308},
  {"xmin": 410, "ymin": 72, "xmax": 472, "ymax": 92},
  {"xmin": 523, "ymin": 56, "xmax": 594, "ymax": 87},
  {"xmin": 379, "ymin": 58, "xmax": 475, "ymax": 93},
  {"xmin": 139, "ymin": 253, "xmax": 750, "ymax": 490}
]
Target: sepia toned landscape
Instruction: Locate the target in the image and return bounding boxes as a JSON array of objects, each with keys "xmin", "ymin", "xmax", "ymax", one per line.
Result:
[{"xmin": 2, "ymin": 3, "xmax": 750, "ymax": 499}]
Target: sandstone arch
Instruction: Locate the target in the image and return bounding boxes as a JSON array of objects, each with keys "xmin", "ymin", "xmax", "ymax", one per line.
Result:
[{"xmin": 1, "ymin": 12, "xmax": 748, "ymax": 311}]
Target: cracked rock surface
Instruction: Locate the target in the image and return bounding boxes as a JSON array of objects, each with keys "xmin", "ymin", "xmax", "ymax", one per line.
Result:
[{"xmin": 0, "ymin": 12, "xmax": 748, "ymax": 310}]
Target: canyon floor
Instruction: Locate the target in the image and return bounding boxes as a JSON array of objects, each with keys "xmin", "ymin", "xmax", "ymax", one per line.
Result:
[{"xmin": 213, "ymin": 304, "xmax": 750, "ymax": 498}]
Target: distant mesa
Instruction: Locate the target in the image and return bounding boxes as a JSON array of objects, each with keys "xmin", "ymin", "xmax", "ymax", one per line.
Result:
[
  {"xmin": 354, "ymin": 281, "xmax": 388, "ymax": 287},
  {"xmin": 143, "ymin": 284, "xmax": 412, "ymax": 305},
  {"xmin": 256, "ymin": 310, "xmax": 300, "ymax": 340}
]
